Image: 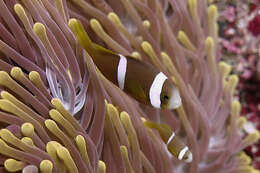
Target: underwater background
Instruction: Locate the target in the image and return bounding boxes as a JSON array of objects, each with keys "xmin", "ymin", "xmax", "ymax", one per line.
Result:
[{"xmin": 0, "ymin": 0, "xmax": 259, "ymax": 172}]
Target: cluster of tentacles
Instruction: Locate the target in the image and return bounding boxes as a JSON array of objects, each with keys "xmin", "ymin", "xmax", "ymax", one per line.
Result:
[{"xmin": 0, "ymin": 0, "xmax": 258, "ymax": 173}]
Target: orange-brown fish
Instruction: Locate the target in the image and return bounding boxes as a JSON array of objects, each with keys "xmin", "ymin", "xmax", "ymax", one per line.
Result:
[
  {"xmin": 144, "ymin": 121, "xmax": 193, "ymax": 162},
  {"xmin": 68, "ymin": 19, "xmax": 181, "ymax": 109}
]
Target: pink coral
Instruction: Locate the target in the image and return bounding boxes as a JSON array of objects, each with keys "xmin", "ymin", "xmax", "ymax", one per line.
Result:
[{"xmin": 248, "ymin": 15, "xmax": 260, "ymax": 36}]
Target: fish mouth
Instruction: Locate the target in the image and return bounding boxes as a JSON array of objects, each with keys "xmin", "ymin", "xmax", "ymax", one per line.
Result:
[
  {"xmin": 168, "ymin": 98, "xmax": 182, "ymax": 109},
  {"xmin": 184, "ymin": 152, "xmax": 193, "ymax": 163},
  {"xmin": 168, "ymin": 87, "xmax": 182, "ymax": 109}
]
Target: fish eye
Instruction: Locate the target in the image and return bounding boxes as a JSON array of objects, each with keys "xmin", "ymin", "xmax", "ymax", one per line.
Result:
[{"xmin": 163, "ymin": 95, "xmax": 169, "ymax": 101}]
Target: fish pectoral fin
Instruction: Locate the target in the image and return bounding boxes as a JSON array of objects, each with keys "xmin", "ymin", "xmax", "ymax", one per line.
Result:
[{"xmin": 127, "ymin": 81, "xmax": 148, "ymax": 104}]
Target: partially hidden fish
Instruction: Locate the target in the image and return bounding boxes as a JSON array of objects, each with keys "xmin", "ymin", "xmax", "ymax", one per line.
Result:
[
  {"xmin": 68, "ymin": 19, "xmax": 182, "ymax": 109},
  {"xmin": 144, "ymin": 121, "xmax": 193, "ymax": 162}
]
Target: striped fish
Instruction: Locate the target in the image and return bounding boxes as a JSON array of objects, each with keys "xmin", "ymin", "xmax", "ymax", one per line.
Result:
[
  {"xmin": 68, "ymin": 19, "xmax": 181, "ymax": 110},
  {"xmin": 144, "ymin": 121, "xmax": 193, "ymax": 162}
]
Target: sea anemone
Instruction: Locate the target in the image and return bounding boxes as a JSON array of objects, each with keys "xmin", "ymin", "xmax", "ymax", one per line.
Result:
[{"xmin": 0, "ymin": 0, "xmax": 258, "ymax": 173}]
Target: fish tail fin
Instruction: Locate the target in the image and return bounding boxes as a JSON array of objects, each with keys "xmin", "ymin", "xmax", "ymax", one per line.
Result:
[{"xmin": 68, "ymin": 18, "xmax": 94, "ymax": 55}]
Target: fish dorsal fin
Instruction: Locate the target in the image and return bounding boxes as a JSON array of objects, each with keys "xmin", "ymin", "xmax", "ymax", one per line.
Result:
[
  {"xmin": 92, "ymin": 43, "xmax": 118, "ymax": 56},
  {"xmin": 143, "ymin": 121, "xmax": 173, "ymax": 143},
  {"xmin": 144, "ymin": 121, "xmax": 160, "ymax": 130}
]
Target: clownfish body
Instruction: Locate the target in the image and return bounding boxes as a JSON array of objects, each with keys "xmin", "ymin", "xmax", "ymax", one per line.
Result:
[
  {"xmin": 144, "ymin": 121, "xmax": 193, "ymax": 163},
  {"xmin": 68, "ymin": 19, "xmax": 181, "ymax": 109}
]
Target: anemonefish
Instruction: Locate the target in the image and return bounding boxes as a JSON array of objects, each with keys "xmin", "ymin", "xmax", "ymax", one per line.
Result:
[
  {"xmin": 144, "ymin": 121, "xmax": 193, "ymax": 163},
  {"xmin": 68, "ymin": 19, "xmax": 182, "ymax": 109}
]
